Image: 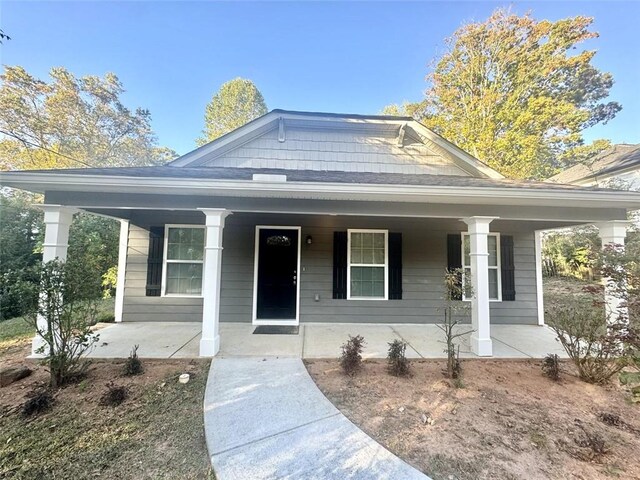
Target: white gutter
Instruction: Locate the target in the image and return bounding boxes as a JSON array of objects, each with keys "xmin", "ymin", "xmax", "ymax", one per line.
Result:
[{"xmin": 2, "ymin": 171, "xmax": 640, "ymax": 209}]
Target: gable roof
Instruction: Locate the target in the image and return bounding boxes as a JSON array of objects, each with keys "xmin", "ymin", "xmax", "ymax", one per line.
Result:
[
  {"xmin": 549, "ymin": 144, "xmax": 640, "ymax": 184},
  {"xmin": 168, "ymin": 109, "xmax": 505, "ymax": 179}
]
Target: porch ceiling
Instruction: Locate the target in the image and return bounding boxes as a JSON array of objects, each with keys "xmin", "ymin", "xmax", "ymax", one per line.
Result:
[{"xmin": 64, "ymin": 192, "xmax": 627, "ymax": 227}]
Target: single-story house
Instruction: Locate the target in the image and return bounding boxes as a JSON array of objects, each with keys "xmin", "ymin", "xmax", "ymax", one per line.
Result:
[{"xmin": 2, "ymin": 110, "xmax": 640, "ymax": 357}]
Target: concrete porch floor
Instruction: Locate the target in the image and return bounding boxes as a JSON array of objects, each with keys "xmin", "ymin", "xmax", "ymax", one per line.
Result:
[{"xmin": 87, "ymin": 322, "xmax": 568, "ymax": 359}]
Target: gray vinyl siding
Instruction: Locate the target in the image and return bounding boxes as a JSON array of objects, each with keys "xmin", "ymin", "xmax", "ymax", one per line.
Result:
[
  {"xmin": 121, "ymin": 212, "xmax": 539, "ymax": 325},
  {"xmin": 121, "ymin": 212, "xmax": 204, "ymax": 322},
  {"xmin": 201, "ymin": 127, "xmax": 471, "ymax": 176}
]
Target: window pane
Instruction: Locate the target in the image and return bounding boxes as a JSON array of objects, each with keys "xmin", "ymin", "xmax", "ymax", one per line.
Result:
[
  {"xmin": 167, "ymin": 227, "xmax": 205, "ymax": 261},
  {"xmin": 463, "ymin": 236, "xmax": 470, "ymax": 266},
  {"xmin": 166, "ymin": 263, "xmax": 203, "ymax": 295},
  {"xmin": 489, "ymin": 269, "xmax": 499, "ymax": 300},
  {"xmin": 488, "ymin": 236, "xmax": 498, "ymax": 267},
  {"xmin": 351, "ymin": 233, "xmax": 362, "ymax": 247},
  {"xmin": 350, "ymin": 232, "xmax": 385, "ymax": 265},
  {"xmin": 350, "ymin": 266, "xmax": 384, "ymax": 298},
  {"xmin": 362, "ymin": 233, "xmax": 373, "ymax": 247},
  {"xmin": 372, "ymin": 280, "xmax": 384, "ymax": 297},
  {"xmin": 463, "ymin": 267, "xmax": 472, "ymax": 299}
]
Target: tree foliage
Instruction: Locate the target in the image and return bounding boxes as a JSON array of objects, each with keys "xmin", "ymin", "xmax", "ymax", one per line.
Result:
[
  {"xmin": 0, "ymin": 194, "xmax": 120, "ymax": 320},
  {"xmin": 197, "ymin": 77, "xmax": 267, "ymax": 145},
  {"xmin": 0, "ymin": 65, "xmax": 176, "ymax": 171},
  {"xmin": 385, "ymin": 9, "xmax": 620, "ymax": 179},
  {"xmin": 0, "ymin": 192, "xmax": 43, "ymax": 319},
  {"xmin": 0, "ymin": 66, "xmax": 174, "ymax": 321}
]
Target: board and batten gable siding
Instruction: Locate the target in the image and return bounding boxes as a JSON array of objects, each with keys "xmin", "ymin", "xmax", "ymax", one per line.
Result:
[
  {"xmin": 199, "ymin": 127, "xmax": 472, "ymax": 176},
  {"xmin": 121, "ymin": 212, "xmax": 539, "ymax": 325}
]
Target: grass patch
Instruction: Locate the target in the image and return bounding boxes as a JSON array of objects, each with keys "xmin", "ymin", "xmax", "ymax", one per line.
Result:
[
  {"xmin": 0, "ymin": 360, "xmax": 213, "ymax": 479},
  {"xmin": 0, "ymin": 298, "xmax": 115, "ymax": 348},
  {"xmin": 0, "ymin": 316, "xmax": 34, "ymax": 345}
]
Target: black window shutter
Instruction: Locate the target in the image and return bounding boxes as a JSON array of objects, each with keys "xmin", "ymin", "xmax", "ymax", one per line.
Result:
[
  {"xmin": 501, "ymin": 235, "xmax": 516, "ymax": 301},
  {"xmin": 447, "ymin": 234, "xmax": 463, "ymax": 300},
  {"xmin": 146, "ymin": 226, "xmax": 164, "ymax": 297},
  {"xmin": 332, "ymin": 232, "xmax": 348, "ymax": 299},
  {"xmin": 388, "ymin": 232, "xmax": 402, "ymax": 300}
]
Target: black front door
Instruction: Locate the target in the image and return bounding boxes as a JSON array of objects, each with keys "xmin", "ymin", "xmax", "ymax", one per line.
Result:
[{"xmin": 256, "ymin": 228, "xmax": 299, "ymax": 320}]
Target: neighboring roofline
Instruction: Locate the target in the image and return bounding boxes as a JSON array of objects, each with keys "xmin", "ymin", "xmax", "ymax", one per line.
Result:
[
  {"xmin": 168, "ymin": 109, "xmax": 505, "ymax": 179},
  {"xmin": 564, "ymin": 164, "xmax": 640, "ymax": 186},
  {"xmin": 2, "ymin": 170, "xmax": 639, "ymax": 211},
  {"xmin": 549, "ymin": 144, "xmax": 640, "ymax": 184}
]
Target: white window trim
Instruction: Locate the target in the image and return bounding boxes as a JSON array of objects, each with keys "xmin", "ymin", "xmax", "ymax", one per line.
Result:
[
  {"xmin": 347, "ymin": 229, "xmax": 389, "ymax": 301},
  {"xmin": 161, "ymin": 224, "xmax": 206, "ymax": 298},
  {"xmin": 461, "ymin": 232, "xmax": 502, "ymax": 302}
]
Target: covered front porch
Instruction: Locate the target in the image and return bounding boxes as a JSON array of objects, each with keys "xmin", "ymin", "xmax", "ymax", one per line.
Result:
[{"xmin": 87, "ymin": 321, "xmax": 568, "ymax": 359}]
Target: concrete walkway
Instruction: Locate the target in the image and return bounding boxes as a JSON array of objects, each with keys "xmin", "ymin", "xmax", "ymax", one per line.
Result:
[
  {"xmin": 204, "ymin": 357, "xmax": 430, "ymax": 480},
  {"xmin": 88, "ymin": 322, "xmax": 567, "ymax": 359}
]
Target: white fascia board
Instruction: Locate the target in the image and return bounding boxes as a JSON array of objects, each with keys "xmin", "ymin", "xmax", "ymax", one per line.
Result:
[
  {"xmin": 3, "ymin": 172, "xmax": 640, "ymax": 210},
  {"xmin": 408, "ymin": 121, "xmax": 504, "ymax": 180},
  {"xmin": 169, "ymin": 113, "xmax": 280, "ymax": 167}
]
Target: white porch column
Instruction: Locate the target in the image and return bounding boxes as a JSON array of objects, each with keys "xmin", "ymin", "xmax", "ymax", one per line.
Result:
[
  {"xmin": 461, "ymin": 216, "xmax": 498, "ymax": 357},
  {"xmin": 32, "ymin": 205, "xmax": 75, "ymax": 356},
  {"xmin": 198, "ymin": 208, "xmax": 232, "ymax": 357},
  {"xmin": 114, "ymin": 219, "xmax": 129, "ymax": 323},
  {"xmin": 596, "ymin": 220, "xmax": 630, "ymax": 326},
  {"xmin": 534, "ymin": 230, "xmax": 545, "ymax": 326}
]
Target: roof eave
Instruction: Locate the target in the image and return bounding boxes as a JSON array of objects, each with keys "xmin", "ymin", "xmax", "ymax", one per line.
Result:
[{"xmin": 2, "ymin": 172, "xmax": 640, "ymax": 210}]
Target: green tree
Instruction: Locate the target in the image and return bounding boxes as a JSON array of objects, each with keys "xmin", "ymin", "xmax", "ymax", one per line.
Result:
[
  {"xmin": 0, "ymin": 194, "xmax": 120, "ymax": 320},
  {"xmin": 198, "ymin": 77, "xmax": 268, "ymax": 145},
  {"xmin": 0, "ymin": 192, "xmax": 43, "ymax": 319},
  {"xmin": 0, "ymin": 65, "xmax": 176, "ymax": 171},
  {"xmin": 0, "ymin": 66, "xmax": 175, "ymax": 321},
  {"xmin": 385, "ymin": 9, "xmax": 620, "ymax": 179}
]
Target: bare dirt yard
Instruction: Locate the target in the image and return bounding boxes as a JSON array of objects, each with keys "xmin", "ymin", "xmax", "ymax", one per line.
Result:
[
  {"xmin": 0, "ymin": 339, "xmax": 213, "ymax": 479},
  {"xmin": 306, "ymin": 358, "xmax": 640, "ymax": 480}
]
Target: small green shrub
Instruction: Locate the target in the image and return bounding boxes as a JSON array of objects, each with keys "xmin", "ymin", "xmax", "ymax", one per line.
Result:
[
  {"xmin": 123, "ymin": 344, "xmax": 143, "ymax": 376},
  {"xmin": 22, "ymin": 389, "xmax": 54, "ymax": 417},
  {"xmin": 542, "ymin": 353, "xmax": 560, "ymax": 381},
  {"xmin": 340, "ymin": 335, "xmax": 365, "ymax": 376},
  {"xmin": 548, "ymin": 301, "xmax": 632, "ymax": 384},
  {"xmin": 99, "ymin": 382, "xmax": 128, "ymax": 407},
  {"xmin": 439, "ymin": 269, "xmax": 471, "ymax": 380},
  {"xmin": 387, "ymin": 339, "xmax": 411, "ymax": 377},
  {"xmin": 16, "ymin": 259, "xmax": 100, "ymax": 388}
]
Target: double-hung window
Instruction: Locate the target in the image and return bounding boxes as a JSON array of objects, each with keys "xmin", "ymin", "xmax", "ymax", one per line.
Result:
[
  {"xmin": 347, "ymin": 229, "xmax": 388, "ymax": 300},
  {"xmin": 163, "ymin": 226, "xmax": 205, "ymax": 296},
  {"xmin": 462, "ymin": 233, "xmax": 501, "ymax": 301}
]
